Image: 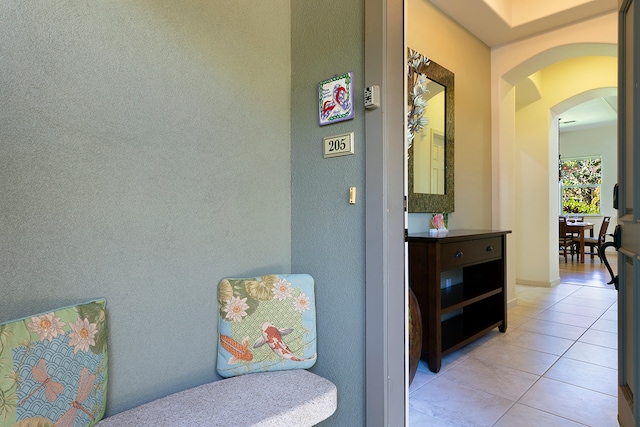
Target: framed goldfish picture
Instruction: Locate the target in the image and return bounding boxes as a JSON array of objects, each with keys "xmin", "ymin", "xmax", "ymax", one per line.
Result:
[{"xmin": 318, "ymin": 72, "xmax": 354, "ymax": 126}]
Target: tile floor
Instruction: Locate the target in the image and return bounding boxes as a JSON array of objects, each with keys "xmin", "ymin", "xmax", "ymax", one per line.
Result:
[{"xmin": 409, "ymin": 282, "xmax": 618, "ymax": 426}]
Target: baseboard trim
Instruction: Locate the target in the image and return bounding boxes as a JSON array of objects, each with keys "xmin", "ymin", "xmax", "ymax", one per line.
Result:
[{"xmin": 516, "ymin": 278, "xmax": 561, "ymax": 288}]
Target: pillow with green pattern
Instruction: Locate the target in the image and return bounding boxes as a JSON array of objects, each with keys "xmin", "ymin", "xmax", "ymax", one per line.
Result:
[
  {"xmin": 217, "ymin": 274, "xmax": 317, "ymax": 378},
  {"xmin": 0, "ymin": 299, "xmax": 108, "ymax": 427}
]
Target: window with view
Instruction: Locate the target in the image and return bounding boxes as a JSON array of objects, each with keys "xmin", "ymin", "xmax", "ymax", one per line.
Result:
[{"xmin": 559, "ymin": 156, "xmax": 602, "ymax": 215}]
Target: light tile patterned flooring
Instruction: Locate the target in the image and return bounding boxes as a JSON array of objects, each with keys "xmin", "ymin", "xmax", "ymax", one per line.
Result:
[{"xmin": 409, "ymin": 279, "xmax": 618, "ymax": 426}]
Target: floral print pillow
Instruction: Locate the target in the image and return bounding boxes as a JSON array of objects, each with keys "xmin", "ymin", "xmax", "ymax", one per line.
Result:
[
  {"xmin": 0, "ymin": 299, "xmax": 107, "ymax": 427},
  {"xmin": 217, "ymin": 274, "xmax": 317, "ymax": 378}
]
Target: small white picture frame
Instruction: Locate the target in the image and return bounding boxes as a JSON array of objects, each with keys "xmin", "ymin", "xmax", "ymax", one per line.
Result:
[{"xmin": 318, "ymin": 72, "xmax": 354, "ymax": 126}]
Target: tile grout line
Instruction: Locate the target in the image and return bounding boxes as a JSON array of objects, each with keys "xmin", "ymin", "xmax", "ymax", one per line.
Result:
[
  {"xmin": 498, "ymin": 283, "xmax": 617, "ymax": 424},
  {"xmin": 410, "ymin": 281, "xmax": 618, "ymax": 425}
]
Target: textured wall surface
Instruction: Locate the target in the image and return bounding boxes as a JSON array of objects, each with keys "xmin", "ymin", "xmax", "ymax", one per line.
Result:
[
  {"xmin": 291, "ymin": 1, "xmax": 367, "ymax": 425},
  {"xmin": 0, "ymin": 0, "xmax": 291, "ymax": 416}
]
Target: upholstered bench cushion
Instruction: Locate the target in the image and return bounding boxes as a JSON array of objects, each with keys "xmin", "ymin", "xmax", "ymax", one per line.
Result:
[{"xmin": 95, "ymin": 369, "xmax": 337, "ymax": 427}]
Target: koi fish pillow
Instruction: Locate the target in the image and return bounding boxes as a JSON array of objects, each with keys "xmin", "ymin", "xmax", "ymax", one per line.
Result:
[
  {"xmin": 0, "ymin": 299, "xmax": 108, "ymax": 427},
  {"xmin": 217, "ymin": 274, "xmax": 317, "ymax": 378}
]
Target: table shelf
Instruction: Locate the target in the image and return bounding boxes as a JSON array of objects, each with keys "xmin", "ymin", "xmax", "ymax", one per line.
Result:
[
  {"xmin": 441, "ymin": 282, "xmax": 503, "ymax": 314},
  {"xmin": 441, "ymin": 313, "xmax": 503, "ymax": 355}
]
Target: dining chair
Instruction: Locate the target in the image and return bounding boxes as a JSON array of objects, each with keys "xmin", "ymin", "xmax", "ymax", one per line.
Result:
[
  {"xmin": 573, "ymin": 216, "xmax": 611, "ymax": 262},
  {"xmin": 565, "ymin": 215, "xmax": 585, "ymax": 237},
  {"xmin": 558, "ymin": 216, "xmax": 575, "ymax": 263}
]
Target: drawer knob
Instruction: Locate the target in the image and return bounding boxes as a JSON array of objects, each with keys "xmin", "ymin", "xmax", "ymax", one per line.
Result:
[
  {"xmin": 455, "ymin": 251, "xmax": 463, "ymax": 258},
  {"xmin": 486, "ymin": 246, "xmax": 493, "ymax": 252}
]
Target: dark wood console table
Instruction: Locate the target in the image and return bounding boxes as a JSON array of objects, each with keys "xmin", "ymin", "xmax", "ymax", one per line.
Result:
[{"xmin": 408, "ymin": 229, "xmax": 511, "ymax": 373}]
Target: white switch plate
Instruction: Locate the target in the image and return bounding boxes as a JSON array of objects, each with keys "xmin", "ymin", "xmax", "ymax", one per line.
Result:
[{"xmin": 323, "ymin": 132, "xmax": 354, "ymax": 158}]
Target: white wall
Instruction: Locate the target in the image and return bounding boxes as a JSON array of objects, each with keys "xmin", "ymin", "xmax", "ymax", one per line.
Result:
[
  {"xmin": 407, "ymin": 0, "xmax": 493, "ymax": 232},
  {"xmin": 491, "ymin": 12, "xmax": 617, "ymax": 298},
  {"xmin": 514, "ymin": 56, "xmax": 617, "ymax": 286}
]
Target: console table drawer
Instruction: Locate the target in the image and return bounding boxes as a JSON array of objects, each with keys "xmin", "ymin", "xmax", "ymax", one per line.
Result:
[{"xmin": 440, "ymin": 237, "xmax": 502, "ymax": 270}]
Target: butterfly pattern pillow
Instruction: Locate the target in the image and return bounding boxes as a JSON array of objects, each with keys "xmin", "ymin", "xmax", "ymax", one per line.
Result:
[
  {"xmin": 0, "ymin": 299, "xmax": 108, "ymax": 427},
  {"xmin": 217, "ymin": 274, "xmax": 317, "ymax": 378}
]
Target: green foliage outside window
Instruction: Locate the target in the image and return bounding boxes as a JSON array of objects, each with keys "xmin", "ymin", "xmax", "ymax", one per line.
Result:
[{"xmin": 560, "ymin": 157, "xmax": 601, "ymax": 214}]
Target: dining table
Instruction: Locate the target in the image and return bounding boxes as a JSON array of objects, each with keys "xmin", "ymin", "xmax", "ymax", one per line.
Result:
[{"xmin": 566, "ymin": 221, "xmax": 594, "ymax": 263}]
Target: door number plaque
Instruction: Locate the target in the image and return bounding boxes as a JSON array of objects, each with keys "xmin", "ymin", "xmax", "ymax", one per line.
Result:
[{"xmin": 323, "ymin": 132, "xmax": 354, "ymax": 158}]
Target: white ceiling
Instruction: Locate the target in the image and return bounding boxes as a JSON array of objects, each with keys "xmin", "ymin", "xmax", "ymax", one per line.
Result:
[
  {"xmin": 428, "ymin": 0, "xmax": 618, "ymax": 132},
  {"xmin": 429, "ymin": 0, "xmax": 617, "ymax": 48},
  {"xmin": 558, "ymin": 95, "xmax": 617, "ymax": 132}
]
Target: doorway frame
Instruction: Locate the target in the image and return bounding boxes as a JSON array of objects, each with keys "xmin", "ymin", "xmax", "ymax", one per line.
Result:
[{"xmin": 364, "ymin": 0, "xmax": 407, "ymax": 425}]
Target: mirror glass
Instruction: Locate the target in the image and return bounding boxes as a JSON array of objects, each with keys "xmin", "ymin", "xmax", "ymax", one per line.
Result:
[
  {"xmin": 412, "ymin": 79, "xmax": 445, "ymax": 195},
  {"xmin": 407, "ymin": 49, "xmax": 454, "ymax": 213}
]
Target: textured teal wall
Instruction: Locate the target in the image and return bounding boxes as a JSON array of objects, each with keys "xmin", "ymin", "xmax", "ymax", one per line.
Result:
[
  {"xmin": 291, "ymin": 1, "xmax": 367, "ymax": 426},
  {"xmin": 0, "ymin": 0, "xmax": 292, "ymax": 416}
]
